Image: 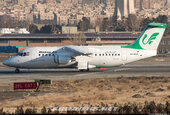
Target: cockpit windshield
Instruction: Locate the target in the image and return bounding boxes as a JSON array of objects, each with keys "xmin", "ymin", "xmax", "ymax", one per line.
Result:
[{"xmin": 17, "ymin": 52, "xmax": 30, "ymax": 56}]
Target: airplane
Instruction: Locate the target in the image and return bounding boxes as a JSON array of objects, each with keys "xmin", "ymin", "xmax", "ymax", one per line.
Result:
[{"xmin": 3, "ymin": 23, "xmax": 167, "ymax": 73}]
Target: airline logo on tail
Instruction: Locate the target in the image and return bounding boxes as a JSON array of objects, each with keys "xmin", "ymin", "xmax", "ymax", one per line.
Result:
[
  {"xmin": 121, "ymin": 23, "xmax": 167, "ymax": 50},
  {"xmin": 139, "ymin": 28, "xmax": 163, "ymax": 50},
  {"xmin": 142, "ymin": 33, "xmax": 159, "ymax": 45}
]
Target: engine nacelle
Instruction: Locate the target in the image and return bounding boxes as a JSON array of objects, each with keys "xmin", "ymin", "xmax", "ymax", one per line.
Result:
[{"xmin": 54, "ymin": 55, "xmax": 72, "ymax": 65}]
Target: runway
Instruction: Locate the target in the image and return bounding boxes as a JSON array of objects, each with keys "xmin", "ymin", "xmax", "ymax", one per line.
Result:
[{"xmin": 0, "ymin": 61, "xmax": 170, "ymax": 83}]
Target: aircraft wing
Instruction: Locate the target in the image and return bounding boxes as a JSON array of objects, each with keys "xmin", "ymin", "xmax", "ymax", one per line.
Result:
[{"xmin": 61, "ymin": 46, "xmax": 92, "ymax": 56}]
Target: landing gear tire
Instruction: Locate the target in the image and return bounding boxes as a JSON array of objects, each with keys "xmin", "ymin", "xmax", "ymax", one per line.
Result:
[
  {"xmin": 79, "ymin": 69, "xmax": 90, "ymax": 72},
  {"xmin": 15, "ymin": 69, "xmax": 20, "ymax": 73},
  {"xmin": 79, "ymin": 69, "xmax": 84, "ymax": 72}
]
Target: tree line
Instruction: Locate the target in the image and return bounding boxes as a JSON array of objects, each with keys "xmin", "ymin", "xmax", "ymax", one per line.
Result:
[{"xmin": 28, "ymin": 24, "xmax": 62, "ymax": 34}]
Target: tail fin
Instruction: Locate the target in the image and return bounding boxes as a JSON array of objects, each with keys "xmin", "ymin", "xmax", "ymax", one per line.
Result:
[{"xmin": 121, "ymin": 23, "xmax": 167, "ymax": 50}]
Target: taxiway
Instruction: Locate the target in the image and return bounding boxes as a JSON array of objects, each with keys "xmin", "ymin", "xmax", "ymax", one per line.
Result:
[{"xmin": 0, "ymin": 62, "xmax": 170, "ymax": 83}]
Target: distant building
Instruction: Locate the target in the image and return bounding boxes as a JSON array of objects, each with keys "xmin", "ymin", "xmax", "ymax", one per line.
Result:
[
  {"xmin": 0, "ymin": 28, "xmax": 12, "ymax": 34},
  {"xmin": 62, "ymin": 26, "xmax": 78, "ymax": 34},
  {"xmin": 134, "ymin": 0, "xmax": 168, "ymax": 10},
  {"xmin": 0, "ymin": 28, "xmax": 30, "ymax": 34},
  {"xmin": 166, "ymin": 0, "xmax": 170, "ymax": 8},
  {"xmin": 16, "ymin": 28, "xmax": 30, "ymax": 34},
  {"xmin": 134, "ymin": 0, "xmax": 142, "ymax": 10},
  {"xmin": 114, "ymin": 0, "xmax": 135, "ymax": 20},
  {"xmin": 141, "ymin": 0, "xmax": 154, "ymax": 9},
  {"xmin": 140, "ymin": 0, "xmax": 168, "ymax": 9}
]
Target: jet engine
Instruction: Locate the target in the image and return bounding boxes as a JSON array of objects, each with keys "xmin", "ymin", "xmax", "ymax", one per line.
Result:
[{"xmin": 54, "ymin": 55, "xmax": 75, "ymax": 65}]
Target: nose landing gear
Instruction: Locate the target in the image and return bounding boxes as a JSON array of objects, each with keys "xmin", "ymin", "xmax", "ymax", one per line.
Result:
[{"xmin": 15, "ymin": 68, "xmax": 20, "ymax": 73}]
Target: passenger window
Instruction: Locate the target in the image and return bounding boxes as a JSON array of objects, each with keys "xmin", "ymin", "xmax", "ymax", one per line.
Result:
[
  {"xmin": 112, "ymin": 54, "xmax": 114, "ymax": 56},
  {"xmin": 49, "ymin": 54, "xmax": 51, "ymax": 56},
  {"xmin": 99, "ymin": 54, "xmax": 101, "ymax": 56},
  {"xmin": 118, "ymin": 54, "xmax": 120, "ymax": 56},
  {"xmin": 42, "ymin": 54, "xmax": 44, "ymax": 56},
  {"xmin": 39, "ymin": 54, "xmax": 41, "ymax": 56},
  {"xmin": 45, "ymin": 54, "xmax": 48, "ymax": 56},
  {"xmin": 103, "ymin": 54, "xmax": 104, "ymax": 56},
  {"xmin": 95, "ymin": 54, "xmax": 97, "ymax": 56},
  {"xmin": 106, "ymin": 54, "xmax": 107, "ymax": 56},
  {"xmin": 115, "ymin": 54, "xmax": 117, "ymax": 56}
]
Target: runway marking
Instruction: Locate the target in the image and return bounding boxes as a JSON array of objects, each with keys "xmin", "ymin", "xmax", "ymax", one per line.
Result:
[
  {"xmin": 74, "ymin": 72, "xmax": 99, "ymax": 77},
  {"xmin": 105, "ymin": 68, "xmax": 132, "ymax": 72}
]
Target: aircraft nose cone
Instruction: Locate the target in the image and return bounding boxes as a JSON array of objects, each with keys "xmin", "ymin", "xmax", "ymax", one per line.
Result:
[{"xmin": 2, "ymin": 60, "xmax": 10, "ymax": 66}]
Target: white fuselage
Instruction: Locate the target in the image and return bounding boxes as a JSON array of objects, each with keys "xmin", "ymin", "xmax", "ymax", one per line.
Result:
[{"xmin": 3, "ymin": 46, "xmax": 157, "ymax": 69}]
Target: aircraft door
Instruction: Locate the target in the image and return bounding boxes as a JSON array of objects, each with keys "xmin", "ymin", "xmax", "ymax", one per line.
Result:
[
  {"xmin": 121, "ymin": 49, "xmax": 127, "ymax": 61},
  {"xmin": 30, "ymin": 48, "xmax": 38, "ymax": 63},
  {"xmin": 31, "ymin": 49, "xmax": 37, "ymax": 60},
  {"xmin": 54, "ymin": 54, "xmax": 59, "ymax": 64}
]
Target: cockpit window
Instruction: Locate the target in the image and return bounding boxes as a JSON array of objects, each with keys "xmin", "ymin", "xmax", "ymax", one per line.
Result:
[
  {"xmin": 23, "ymin": 52, "xmax": 26, "ymax": 56},
  {"xmin": 17, "ymin": 52, "xmax": 29, "ymax": 56}
]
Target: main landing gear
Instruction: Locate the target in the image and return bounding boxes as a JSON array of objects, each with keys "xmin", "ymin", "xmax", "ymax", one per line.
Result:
[
  {"xmin": 79, "ymin": 69, "xmax": 90, "ymax": 72},
  {"xmin": 15, "ymin": 68, "xmax": 20, "ymax": 73}
]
